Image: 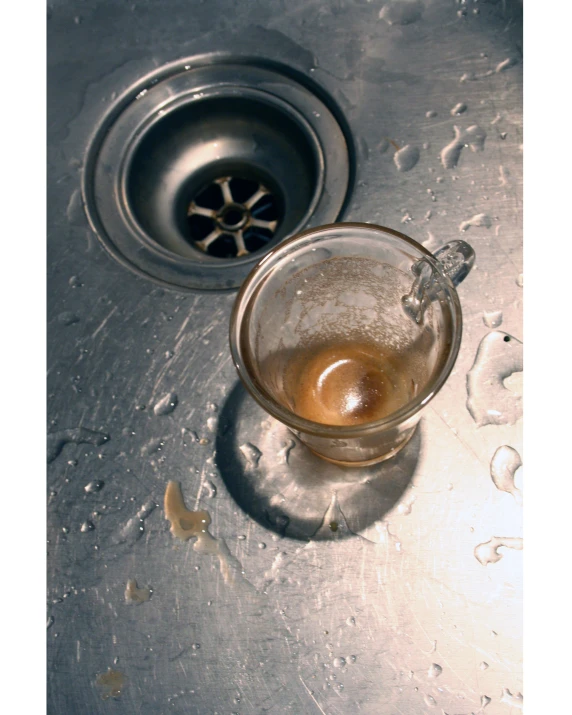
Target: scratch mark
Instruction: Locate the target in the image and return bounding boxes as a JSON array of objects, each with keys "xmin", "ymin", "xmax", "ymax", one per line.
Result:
[
  {"xmin": 298, "ymin": 675, "xmax": 327, "ymax": 715},
  {"xmin": 91, "ymin": 306, "xmax": 118, "ymax": 340}
]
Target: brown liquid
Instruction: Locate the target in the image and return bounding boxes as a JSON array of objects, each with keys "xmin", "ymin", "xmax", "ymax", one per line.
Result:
[
  {"xmin": 164, "ymin": 481, "xmax": 245, "ymax": 586},
  {"xmin": 96, "ymin": 669, "xmax": 127, "ymax": 700},
  {"xmin": 124, "ymin": 579, "xmax": 151, "ymax": 605},
  {"xmin": 284, "ymin": 341, "xmax": 415, "ymax": 426}
]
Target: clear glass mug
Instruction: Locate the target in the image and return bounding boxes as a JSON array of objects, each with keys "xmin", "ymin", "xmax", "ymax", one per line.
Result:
[{"xmin": 229, "ymin": 223, "xmax": 474, "ymax": 466}]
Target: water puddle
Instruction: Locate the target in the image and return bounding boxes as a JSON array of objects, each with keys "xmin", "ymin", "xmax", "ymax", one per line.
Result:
[
  {"xmin": 239, "ymin": 442, "xmax": 262, "ymax": 469},
  {"xmin": 394, "ymin": 144, "xmax": 420, "ymax": 172},
  {"xmin": 460, "ymin": 213, "xmax": 492, "ymax": 232},
  {"xmin": 466, "ymin": 331, "xmax": 523, "ymax": 427},
  {"xmin": 112, "ymin": 499, "xmax": 156, "ymax": 545},
  {"xmin": 490, "ymin": 445, "xmax": 522, "ymax": 503},
  {"xmin": 95, "ymin": 668, "xmax": 127, "ymax": 700},
  {"xmin": 124, "ymin": 578, "xmax": 151, "ymax": 604},
  {"xmin": 474, "ymin": 536, "xmax": 523, "ymax": 566},
  {"xmin": 441, "ymin": 125, "xmax": 487, "ymax": 169},
  {"xmin": 501, "ymin": 688, "xmax": 523, "ymax": 709},
  {"xmin": 164, "ymin": 481, "xmax": 246, "ymax": 586},
  {"xmin": 47, "ymin": 427, "xmax": 109, "ymax": 463},
  {"xmin": 379, "ymin": 0, "xmax": 424, "ymax": 26}
]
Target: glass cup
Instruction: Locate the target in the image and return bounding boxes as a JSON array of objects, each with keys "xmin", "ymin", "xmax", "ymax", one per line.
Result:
[{"xmin": 229, "ymin": 223, "xmax": 474, "ymax": 466}]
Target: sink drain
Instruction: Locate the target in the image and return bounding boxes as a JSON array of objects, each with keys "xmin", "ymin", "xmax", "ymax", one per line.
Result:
[
  {"xmin": 83, "ymin": 57, "xmax": 353, "ymax": 291},
  {"xmin": 187, "ymin": 176, "xmax": 280, "ymax": 258}
]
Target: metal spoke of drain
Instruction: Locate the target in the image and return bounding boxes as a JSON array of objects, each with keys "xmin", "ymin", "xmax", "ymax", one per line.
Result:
[
  {"xmin": 234, "ymin": 230, "xmax": 248, "ymax": 258},
  {"xmin": 195, "ymin": 228, "xmax": 223, "ymax": 252},
  {"xmin": 216, "ymin": 177, "xmax": 234, "ymax": 204},
  {"xmin": 187, "ymin": 203, "xmax": 216, "ymax": 218},
  {"xmin": 250, "ymin": 218, "xmax": 278, "ymax": 231},
  {"xmin": 244, "ymin": 186, "xmax": 270, "ymax": 209}
]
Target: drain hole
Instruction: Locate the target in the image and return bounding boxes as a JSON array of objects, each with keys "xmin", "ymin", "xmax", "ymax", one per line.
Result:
[
  {"xmin": 186, "ymin": 175, "xmax": 282, "ymax": 258},
  {"xmin": 222, "ymin": 208, "xmax": 244, "ymax": 227}
]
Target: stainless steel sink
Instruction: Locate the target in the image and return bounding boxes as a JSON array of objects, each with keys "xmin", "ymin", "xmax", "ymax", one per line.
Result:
[{"xmin": 48, "ymin": 1, "xmax": 523, "ymax": 712}]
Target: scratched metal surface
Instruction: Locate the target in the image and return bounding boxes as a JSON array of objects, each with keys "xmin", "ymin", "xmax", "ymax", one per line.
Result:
[{"xmin": 47, "ymin": 1, "xmax": 523, "ymax": 713}]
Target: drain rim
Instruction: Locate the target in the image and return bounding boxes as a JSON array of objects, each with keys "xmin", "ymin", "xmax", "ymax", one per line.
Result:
[
  {"xmin": 83, "ymin": 55, "xmax": 353, "ymax": 291},
  {"xmin": 117, "ymin": 86, "xmax": 325, "ymax": 267}
]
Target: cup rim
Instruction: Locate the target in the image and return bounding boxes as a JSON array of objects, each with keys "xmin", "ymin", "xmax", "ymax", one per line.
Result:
[{"xmin": 229, "ymin": 222, "xmax": 463, "ymax": 438}]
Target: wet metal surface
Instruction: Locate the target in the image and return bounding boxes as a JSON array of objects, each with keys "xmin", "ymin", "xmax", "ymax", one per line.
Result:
[{"xmin": 48, "ymin": 1, "xmax": 523, "ymax": 712}]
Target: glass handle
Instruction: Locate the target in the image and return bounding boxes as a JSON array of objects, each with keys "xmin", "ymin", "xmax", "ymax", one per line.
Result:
[
  {"xmin": 432, "ymin": 240, "xmax": 475, "ymax": 286},
  {"xmin": 402, "ymin": 240, "xmax": 475, "ymax": 324}
]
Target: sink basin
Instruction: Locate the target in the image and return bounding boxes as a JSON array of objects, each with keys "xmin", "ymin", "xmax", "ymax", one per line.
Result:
[{"xmin": 48, "ymin": 1, "xmax": 523, "ymax": 712}]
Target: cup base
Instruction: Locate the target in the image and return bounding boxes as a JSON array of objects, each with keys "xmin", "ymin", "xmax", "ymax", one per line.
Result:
[{"xmin": 307, "ymin": 428, "xmax": 415, "ymax": 467}]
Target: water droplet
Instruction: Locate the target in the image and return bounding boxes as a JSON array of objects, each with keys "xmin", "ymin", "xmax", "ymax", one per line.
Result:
[
  {"xmin": 467, "ymin": 331, "xmax": 523, "ymax": 427},
  {"xmin": 490, "ymin": 445, "xmax": 522, "ymax": 502},
  {"xmin": 153, "ymin": 392, "xmax": 178, "ymax": 416},
  {"xmin": 451, "ymin": 102, "xmax": 467, "ymax": 116},
  {"xmin": 192, "ymin": 643, "xmax": 200, "ymax": 650},
  {"xmin": 258, "ymin": 542, "xmax": 267, "ymax": 550},
  {"xmin": 112, "ymin": 499, "xmax": 156, "ymax": 545},
  {"xmin": 423, "ymin": 693, "xmax": 437, "ymax": 707},
  {"xmin": 204, "ymin": 480, "xmax": 217, "ymax": 498},
  {"xmin": 441, "ymin": 125, "xmax": 487, "ymax": 169},
  {"xmin": 85, "ymin": 480, "xmax": 105, "ymax": 494},
  {"xmin": 397, "ymin": 498, "xmax": 414, "ymax": 515},
  {"xmin": 516, "ymin": 273, "xmax": 523, "ymax": 287},
  {"xmin": 479, "ymin": 661, "xmax": 489, "ymax": 670},
  {"xmin": 277, "ymin": 439, "xmax": 296, "ymax": 465},
  {"xmin": 349, "ymin": 655, "xmax": 357, "ymax": 663},
  {"xmin": 346, "ymin": 616, "xmax": 356, "ymax": 626},
  {"xmin": 237, "ymin": 535, "xmax": 246, "ymax": 541},
  {"xmin": 394, "ymin": 145, "xmax": 420, "ymax": 172},
  {"xmin": 459, "ymin": 212, "xmax": 492, "ymax": 232},
  {"xmin": 47, "ymin": 427, "xmax": 109, "ymax": 463},
  {"xmin": 496, "ymin": 57, "xmax": 518, "ymax": 73},
  {"xmin": 80, "ymin": 520, "xmax": 95, "ymax": 533},
  {"xmin": 483, "ymin": 310, "xmax": 503, "ymax": 328},
  {"xmin": 124, "ymin": 578, "xmax": 151, "ymax": 605},
  {"xmin": 62, "ymin": 526, "xmax": 70, "ymax": 534},
  {"xmin": 379, "ymin": 0, "xmax": 423, "ymax": 26},
  {"xmin": 206, "ymin": 402, "xmax": 218, "ymax": 412},
  {"xmin": 474, "ymin": 536, "xmax": 523, "ymax": 566},
  {"xmin": 57, "ymin": 311, "xmax": 80, "ymax": 326},
  {"xmin": 378, "ymin": 137, "xmax": 390, "ymax": 153},
  {"xmin": 501, "ymin": 688, "xmax": 523, "ymax": 709},
  {"xmin": 426, "ymin": 110, "xmax": 437, "ymax": 118},
  {"xmin": 47, "ymin": 615, "xmax": 55, "ymax": 629},
  {"xmin": 481, "ymin": 694, "xmax": 491, "ymax": 708},
  {"xmin": 239, "ymin": 442, "xmax": 262, "ymax": 468},
  {"xmin": 333, "ymin": 657, "xmax": 346, "ymax": 668},
  {"xmin": 205, "ymin": 416, "xmax": 217, "ymax": 433},
  {"xmin": 427, "ymin": 663, "xmax": 442, "ymax": 678}
]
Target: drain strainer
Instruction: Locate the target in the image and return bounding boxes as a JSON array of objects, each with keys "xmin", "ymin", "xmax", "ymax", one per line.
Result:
[
  {"xmin": 187, "ymin": 176, "xmax": 280, "ymax": 258},
  {"xmin": 83, "ymin": 57, "xmax": 353, "ymax": 291}
]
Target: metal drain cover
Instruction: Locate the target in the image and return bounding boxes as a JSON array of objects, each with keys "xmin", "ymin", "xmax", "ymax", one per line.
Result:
[{"xmin": 83, "ymin": 57, "xmax": 353, "ymax": 291}]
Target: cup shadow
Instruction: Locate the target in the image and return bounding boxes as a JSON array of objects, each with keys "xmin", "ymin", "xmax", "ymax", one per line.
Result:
[{"xmin": 215, "ymin": 382, "xmax": 421, "ymax": 541}]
